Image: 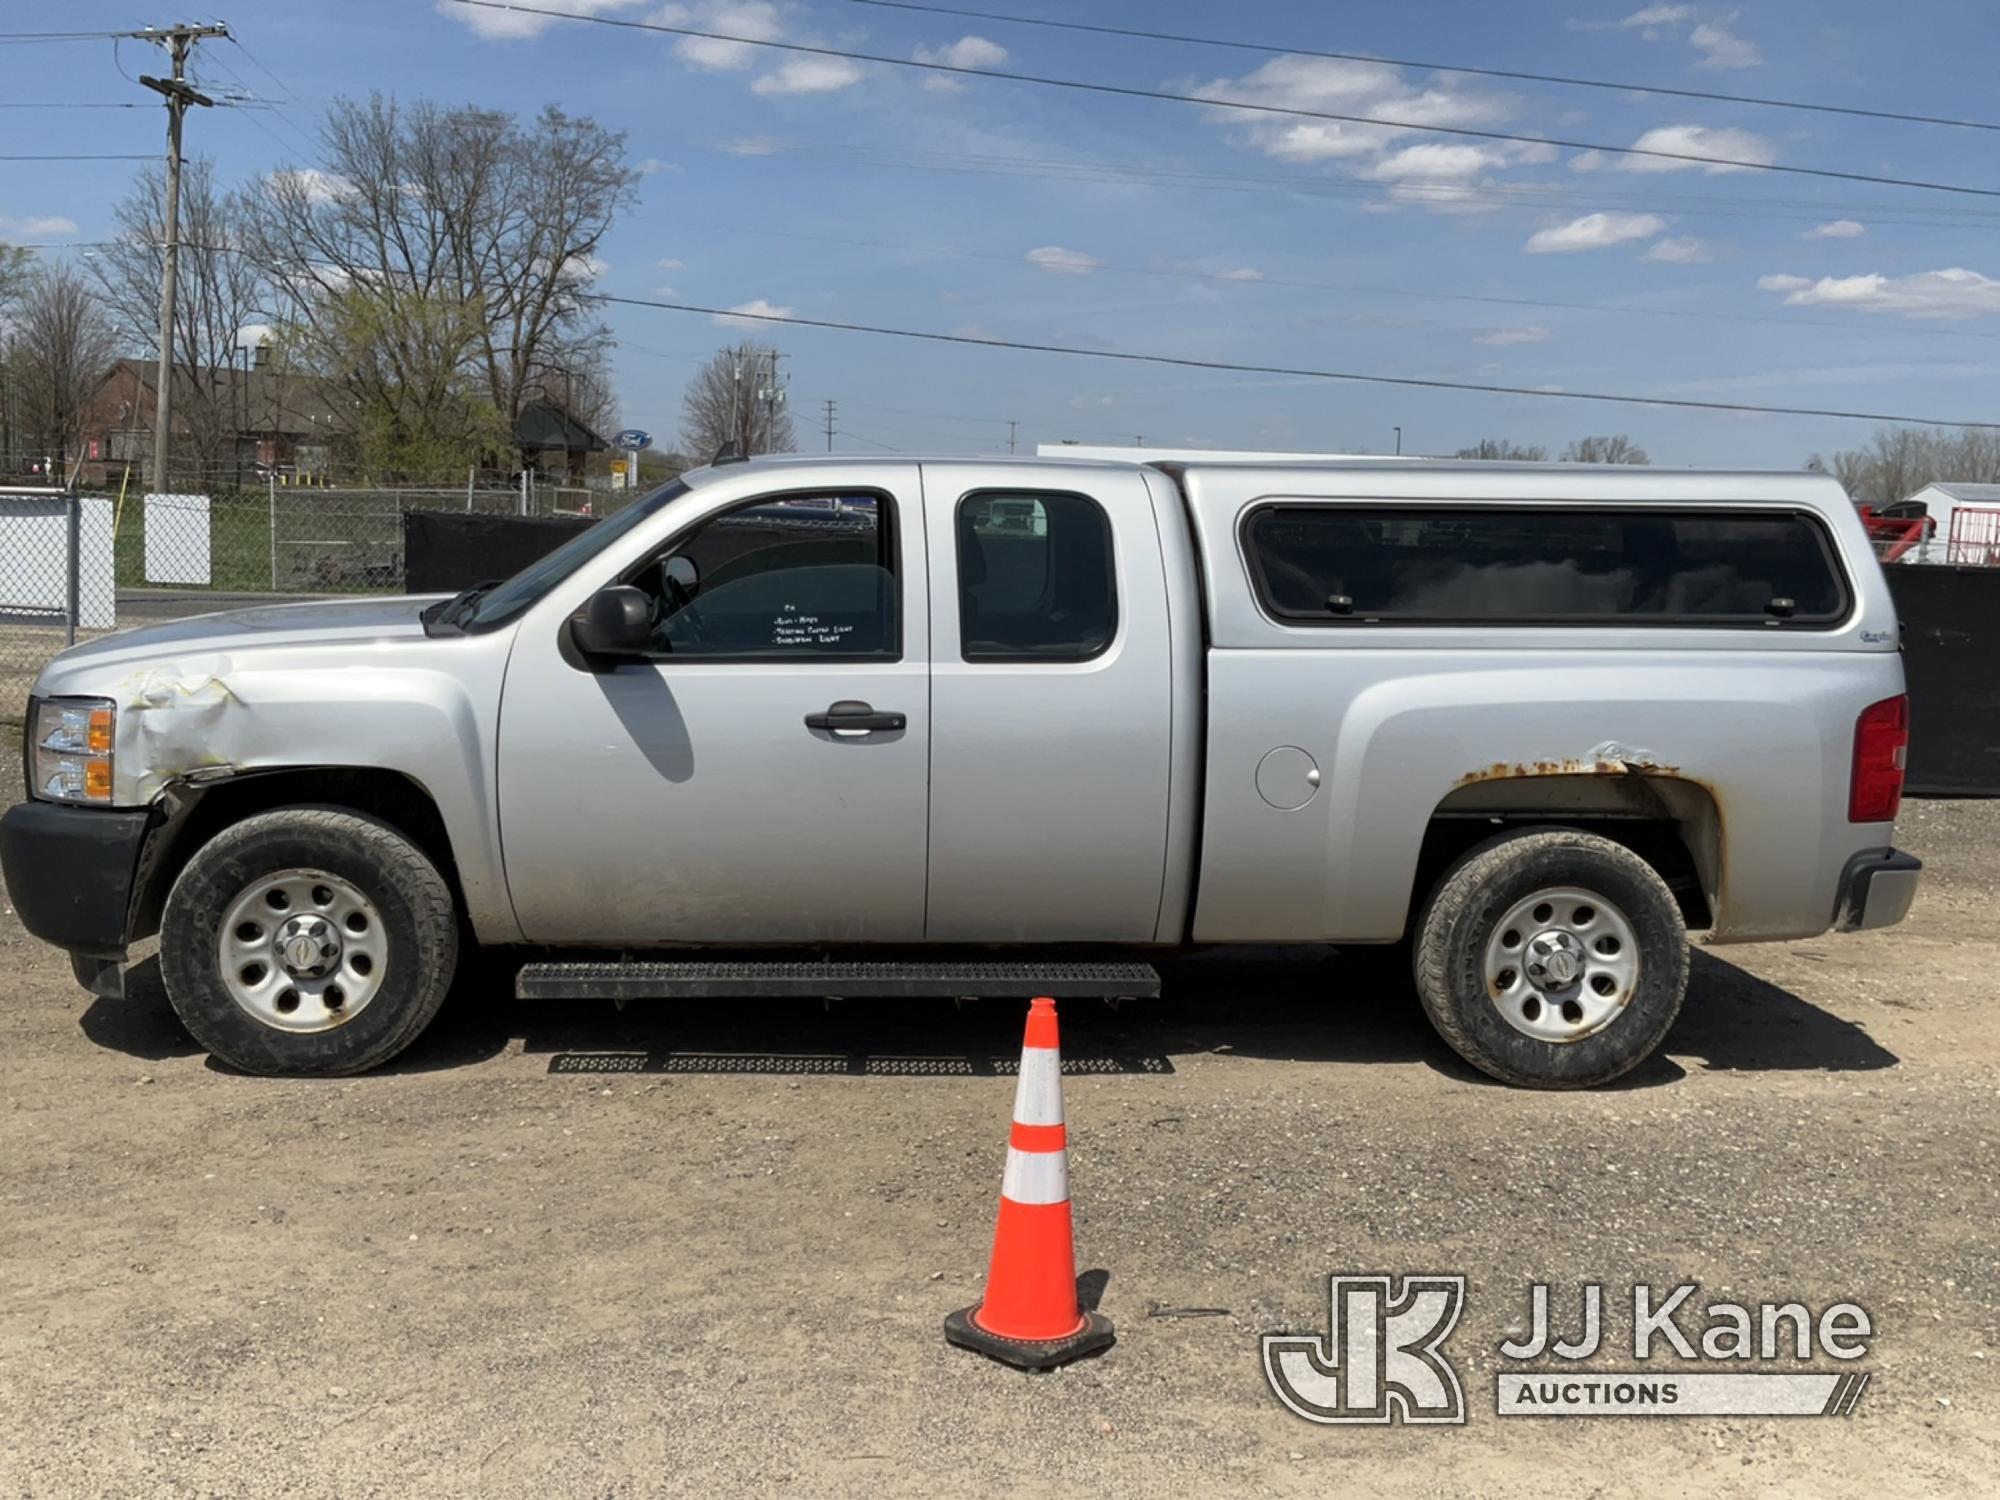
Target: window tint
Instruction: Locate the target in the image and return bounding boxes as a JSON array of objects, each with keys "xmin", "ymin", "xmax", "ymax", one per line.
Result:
[
  {"xmin": 638, "ymin": 493, "xmax": 897, "ymax": 657},
  {"xmin": 1243, "ymin": 506, "xmax": 1847, "ymax": 625},
  {"xmin": 957, "ymin": 491, "xmax": 1117, "ymax": 659}
]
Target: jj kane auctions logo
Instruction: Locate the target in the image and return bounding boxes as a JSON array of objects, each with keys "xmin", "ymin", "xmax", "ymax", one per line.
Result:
[{"xmin": 1263, "ymin": 1277, "xmax": 1874, "ymax": 1424}]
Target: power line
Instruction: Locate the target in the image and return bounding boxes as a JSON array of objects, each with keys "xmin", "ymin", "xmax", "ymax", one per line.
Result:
[
  {"xmin": 841, "ymin": 0, "xmax": 2000, "ymax": 136},
  {"xmin": 0, "ymin": 30, "xmax": 146, "ymax": 42},
  {"xmin": 582, "ymin": 291, "xmax": 2000, "ymax": 431},
  {"xmin": 638, "ymin": 219, "xmax": 2000, "ymax": 347},
  {"xmin": 692, "ymin": 134, "xmax": 2000, "ymax": 230},
  {"xmin": 445, "ymin": 1, "xmax": 2000, "ymax": 199},
  {"xmin": 0, "ymin": 153, "xmax": 157, "ymax": 161},
  {"xmin": 0, "ymin": 102, "xmax": 148, "ymax": 109},
  {"xmin": 838, "ymin": 427, "xmax": 903, "ymax": 451}
]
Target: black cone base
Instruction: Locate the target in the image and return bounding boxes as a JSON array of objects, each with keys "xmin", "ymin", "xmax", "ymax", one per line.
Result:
[{"xmin": 944, "ymin": 1305, "xmax": 1116, "ymax": 1371}]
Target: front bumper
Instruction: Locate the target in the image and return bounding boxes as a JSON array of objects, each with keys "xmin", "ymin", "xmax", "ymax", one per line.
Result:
[
  {"xmin": 1834, "ymin": 847, "xmax": 1923, "ymax": 932},
  {"xmin": 0, "ymin": 799, "xmax": 150, "ymax": 959}
]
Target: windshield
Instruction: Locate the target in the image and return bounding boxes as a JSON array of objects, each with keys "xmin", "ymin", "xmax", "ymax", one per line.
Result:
[{"xmin": 460, "ymin": 479, "xmax": 693, "ymax": 631}]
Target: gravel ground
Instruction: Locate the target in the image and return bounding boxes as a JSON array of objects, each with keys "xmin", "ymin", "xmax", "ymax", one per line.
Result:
[{"xmin": 0, "ymin": 762, "xmax": 1994, "ymax": 1497}]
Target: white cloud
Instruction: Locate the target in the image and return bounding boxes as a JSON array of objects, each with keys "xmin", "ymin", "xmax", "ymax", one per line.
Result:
[
  {"xmin": 658, "ymin": 1, "xmax": 783, "ymax": 71},
  {"xmin": 271, "ymin": 167, "xmax": 355, "ymax": 205},
  {"xmin": 1689, "ymin": 21, "xmax": 1761, "ymax": 68},
  {"xmin": 0, "ymin": 213, "xmax": 77, "ymax": 238},
  {"xmin": 1026, "ymin": 245, "xmax": 1099, "ymax": 275},
  {"xmin": 914, "ymin": 34, "xmax": 1007, "ymax": 91},
  {"xmin": 1621, "ymin": 123, "xmax": 1776, "ymax": 173},
  {"xmin": 1568, "ymin": 149, "xmax": 1605, "ymax": 173},
  {"xmin": 236, "ymin": 322, "xmax": 275, "ymax": 349},
  {"xmin": 1216, "ymin": 266, "xmax": 1265, "ymax": 281},
  {"xmin": 440, "ymin": 0, "xmax": 644, "ymax": 39},
  {"xmin": 1804, "ymin": 218, "xmax": 1866, "ymax": 241},
  {"xmin": 1757, "ymin": 267, "xmax": 2000, "ymax": 321},
  {"xmin": 752, "ymin": 55, "xmax": 863, "ymax": 94},
  {"xmin": 1191, "ymin": 55, "xmax": 1610, "ymax": 215},
  {"xmin": 1524, "ymin": 211, "xmax": 1665, "ymax": 253},
  {"xmin": 634, "ymin": 157, "xmax": 680, "ymax": 176},
  {"xmin": 1621, "ymin": 4, "xmax": 1697, "ymax": 25},
  {"xmin": 1368, "ymin": 143, "xmax": 1510, "ymax": 181},
  {"xmin": 1474, "ymin": 325, "xmax": 1551, "ymax": 346},
  {"xmin": 1643, "ymin": 235, "xmax": 1713, "ymax": 263},
  {"xmin": 569, "ymin": 253, "xmax": 609, "ymax": 281},
  {"xmin": 714, "ymin": 297, "xmax": 795, "ymax": 327},
  {"xmin": 657, "ymin": 257, "xmax": 686, "ymax": 271},
  {"xmin": 1571, "ymin": 7, "xmax": 1761, "ymax": 69}
]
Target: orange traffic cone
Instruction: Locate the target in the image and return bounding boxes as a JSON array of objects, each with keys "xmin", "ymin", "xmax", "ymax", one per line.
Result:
[{"xmin": 945, "ymin": 997, "xmax": 1115, "ymax": 1370}]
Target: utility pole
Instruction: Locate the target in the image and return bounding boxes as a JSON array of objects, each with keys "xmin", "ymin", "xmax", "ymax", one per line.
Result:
[
  {"xmin": 758, "ymin": 349, "xmax": 786, "ymax": 453},
  {"xmin": 727, "ymin": 344, "xmax": 743, "ymax": 454},
  {"xmin": 822, "ymin": 398, "xmax": 836, "ymax": 453},
  {"xmin": 1393, "ymin": 425, "xmax": 1403, "ymax": 456},
  {"xmin": 128, "ymin": 22, "xmax": 227, "ymax": 493}
]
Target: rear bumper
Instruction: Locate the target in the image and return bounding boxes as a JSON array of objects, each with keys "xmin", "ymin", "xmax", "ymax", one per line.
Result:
[
  {"xmin": 0, "ymin": 799, "xmax": 150, "ymax": 958},
  {"xmin": 1834, "ymin": 847, "xmax": 1923, "ymax": 932}
]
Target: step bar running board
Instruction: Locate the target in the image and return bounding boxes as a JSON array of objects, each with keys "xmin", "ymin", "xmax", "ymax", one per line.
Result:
[{"xmin": 515, "ymin": 959, "xmax": 1161, "ymax": 1002}]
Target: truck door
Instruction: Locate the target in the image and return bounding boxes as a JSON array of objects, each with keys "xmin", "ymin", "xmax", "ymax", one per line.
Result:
[
  {"xmin": 920, "ymin": 464, "xmax": 1176, "ymax": 941},
  {"xmin": 496, "ymin": 472, "xmax": 931, "ymax": 944}
]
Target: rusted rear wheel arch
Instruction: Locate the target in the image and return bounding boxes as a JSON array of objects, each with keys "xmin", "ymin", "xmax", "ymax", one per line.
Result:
[{"xmin": 1413, "ymin": 774, "xmax": 1722, "ymax": 936}]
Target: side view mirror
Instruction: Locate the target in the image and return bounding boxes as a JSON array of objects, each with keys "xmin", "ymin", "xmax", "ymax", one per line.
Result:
[
  {"xmin": 572, "ymin": 585, "xmax": 652, "ymax": 657},
  {"xmin": 662, "ymin": 554, "xmax": 701, "ymax": 606}
]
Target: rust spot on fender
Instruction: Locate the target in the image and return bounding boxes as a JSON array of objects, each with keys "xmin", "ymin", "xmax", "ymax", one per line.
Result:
[{"xmin": 1453, "ymin": 756, "xmax": 1683, "ymax": 787}]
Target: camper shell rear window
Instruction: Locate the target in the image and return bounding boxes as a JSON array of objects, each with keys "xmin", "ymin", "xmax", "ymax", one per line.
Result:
[{"xmin": 1241, "ymin": 504, "xmax": 1850, "ymax": 627}]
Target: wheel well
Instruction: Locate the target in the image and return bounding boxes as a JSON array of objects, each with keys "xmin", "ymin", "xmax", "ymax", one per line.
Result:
[
  {"xmin": 1414, "ymin": 779, "xmax": 1719, "ymax": 933},
  {"xmin": 131, "ymin": 768, "xmax": 463, "ymax": 942}
]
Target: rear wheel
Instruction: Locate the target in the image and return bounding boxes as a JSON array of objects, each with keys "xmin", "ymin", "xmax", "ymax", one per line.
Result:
[
  {"xmin": 1414, "ymin": 829, "xmax": 1688, "ymax": 1089},
  {"xmin": 160, "ymin": 808, "xmax": 458, "ymax": 1075}
]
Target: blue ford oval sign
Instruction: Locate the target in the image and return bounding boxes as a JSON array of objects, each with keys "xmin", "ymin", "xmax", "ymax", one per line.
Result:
[{"xmin": 612, "ymin": 429, "xmax": 652, "ymax": 451}]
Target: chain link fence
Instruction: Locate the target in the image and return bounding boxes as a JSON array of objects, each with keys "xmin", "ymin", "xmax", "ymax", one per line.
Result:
[{"xmin": 0, "ymin": 478, "xmax": 638, "ymax": 721}]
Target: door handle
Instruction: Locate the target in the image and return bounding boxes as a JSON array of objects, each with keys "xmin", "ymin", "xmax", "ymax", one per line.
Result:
[{"xmin": 804, "ymin": 699, "xmax": 906, "ymax": 733}]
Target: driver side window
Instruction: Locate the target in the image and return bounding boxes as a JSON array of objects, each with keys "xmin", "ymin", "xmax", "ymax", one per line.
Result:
[{"xmin": 627, "ymin": 492, "xmax": 899, "ymax": 659}]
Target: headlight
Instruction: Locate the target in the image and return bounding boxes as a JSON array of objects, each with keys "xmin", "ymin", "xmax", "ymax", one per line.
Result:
[{"xmin": 31, "ymin": 697, "xmax": 116, "ymax": 803}]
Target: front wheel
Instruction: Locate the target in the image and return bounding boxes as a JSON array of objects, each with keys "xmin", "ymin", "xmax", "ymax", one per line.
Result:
[
  {"xmin": 1413, "ymin": 829, "xmax": 1688, "ymax": 1089},
  {"xmin": 160, "ymin": 808, "xmax": 459, "ymax": 1075}
]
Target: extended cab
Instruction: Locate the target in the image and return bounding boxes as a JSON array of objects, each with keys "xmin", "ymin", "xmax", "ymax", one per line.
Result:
[{"xmin": 1, "ymin": 457, "xmax": 1920, "ymax": 1086}]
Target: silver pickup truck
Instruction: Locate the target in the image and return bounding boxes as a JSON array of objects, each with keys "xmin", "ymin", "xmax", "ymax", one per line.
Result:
[{"xmin": 2, "ymin": 456, "xmax": 1920, "ymax": 1087}]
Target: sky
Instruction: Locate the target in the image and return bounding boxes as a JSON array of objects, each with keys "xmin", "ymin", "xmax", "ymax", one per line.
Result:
[{"xmin": 6, "ymin": 0, "xmax": 2000, "ymax": 466}]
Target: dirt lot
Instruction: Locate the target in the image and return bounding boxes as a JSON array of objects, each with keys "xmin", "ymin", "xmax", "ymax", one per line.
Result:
[{"xmin": 1, "ymin": 764, "xmax": 1994, "ymax": 1497}]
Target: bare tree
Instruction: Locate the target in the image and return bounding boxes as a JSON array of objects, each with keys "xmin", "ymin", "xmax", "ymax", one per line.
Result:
[
  {"xmin": 0, "ymin": 243, "xmax": 30, "ymax": 312},
  {"xmin": 91, "ymin": 159, "xmax": 267, "ymax": 486},
  {"xmin": 1809, "ymin": 425, "xmax": 2000, "ymax": 503},
  {"xmin": 528, "ymin": 331, "xmax": 619, "ymax": 440},
  {"xmin": 1562, "ymin": 434, "xmax": 1649, "ymax": 464},
  {"xmin": 1453, "ymin": 438, "xmax": 1548, "ymax": 461},
  {"xmin": 11, "ymin": 263, "xmax": 120, "ymax": 476},
  {"xmin": 680, "ymin": 341, "xmax": 796, "ymax": 459},
  {"xmin": 0, "ymin": 242, "xmax": 37, "ymax": 466},
  {"xmin": 242, "ymin": 95, "xmax": 638, "ymax": 474}
]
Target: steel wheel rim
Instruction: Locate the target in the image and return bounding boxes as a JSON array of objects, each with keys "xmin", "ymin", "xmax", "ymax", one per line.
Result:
[
  {"xmin": 1481, "ymin": 884, "xmax": 1640, "ymax": 1044},
  {"xmin": 216, "ymin": 868, "xmax": 387, "ymax": 1033}
]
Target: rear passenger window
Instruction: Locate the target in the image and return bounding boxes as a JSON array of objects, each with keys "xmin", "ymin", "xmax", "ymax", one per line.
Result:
[
  {"xmin": 957, "ymin": 492, "xmax": 1117, "ymax": 659},
  {"xmin": 1242, "ymin": 506, "xmax": 1848, "ymax": 625}
]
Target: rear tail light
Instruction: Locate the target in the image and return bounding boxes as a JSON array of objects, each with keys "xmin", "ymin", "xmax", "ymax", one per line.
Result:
[{"xmin": 1849, "ymin": 694, "xmax": 1909, "ymax": 823}]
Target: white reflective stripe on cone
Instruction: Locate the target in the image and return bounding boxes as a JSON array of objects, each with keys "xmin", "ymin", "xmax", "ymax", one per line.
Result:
[
  {"xmin": 1000, "ymin": 1145, "xmax": 1070, "ymax": 1206},
  {"xmin": 1011, "ymin": 1046, "xmax": 1065, "ymax": 1127}
]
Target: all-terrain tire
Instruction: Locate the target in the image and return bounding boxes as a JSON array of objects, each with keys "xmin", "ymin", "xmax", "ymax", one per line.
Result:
[
  {"xmin": 159, "ymin": 807, "xmax": 459, "ymax": 1076},
  {"xmin": 1413, "ymin": 829, "xmax": 1688, "ymax": 1089}
]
